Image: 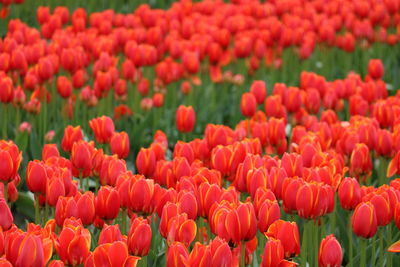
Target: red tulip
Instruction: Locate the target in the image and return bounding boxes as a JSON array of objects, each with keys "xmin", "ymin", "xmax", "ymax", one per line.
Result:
[
  {"xmin": 0, "ymin": 198, "xmax": 13, "ymax": 230},
  {"xmin": 318, "ymin": 234, "xmax": 342, "ymax": 267},
  {"xmin": 338, "ymin": 177, "xmax": 361, "ymax": 210},
  {"xmin": 110, "ymin": 131, "xmax": 130, "ymax": 159},
  {"xmin": 136, "ymin": 148, "xmax": 156, "ymax": 177},
  {"xmin": 57, "ymin": 76, "xmax": 73, "ymax": 99},
  {"xmin": 26, "ymin": 160, "xmax": 48, "ymax": 195},
  {"xmin": 71, "ymin": 140, "xmax": 94, "ymax": 178},
  {"xmin": 128, "ymin": 217, "xmax": 152, "ymax": 256},
  {"xmin": 241, "ymin": 92, "xmax": 257, "ymax": 118},
  {"xmin": 250, "ymin": 81, "xmax": 267, "ymax": 104},
  {"xmin": 265, "ymin": 220, "xmax": 300, "ymax": 258},
  {"xmin": 89, "ymin": 116, "xmax": 115, "ymax": 144},
  {"xmin": 129, "ymin": 177, "xmax": 154, "ymax": 214},
  {"xmin": 56, "ymin": 218, "xmax": 91, "ymax": 266},
  {"xmin": 5, "ymin": 231, "xmax": 45, "ymax": 267},
  {"xmin": 87, "ymin": 241, "xmax": 139, "ymax": 267},
  {"xmin": 176, "ymin": 105, "xmax": 195, "ymax": 133},
  {"xmin": 257, "ymin": 199, "xmax": 281, "ymax": 233},
  {"xmin": 166, "ymin": 242, "xmax": 189, "ymax": 267},
  {"xmin": 351, "ymin": 202, "xmax": 377, "ymax": 238},
  {"xmin": 61, "ymin": 125, "xmax": 83, "ymax": 153},
  {"xmin": 96, "ymin": 186, "xmax": 120, "ymax": 221},
  {"xmin": 367, "ymin": 59, "xmax": 384, "ymax": 79},
  {"xmin": 98, "ymin": 224, "xmax": 124, "ymax": 245},
  {"xmin": 0, "ymin": 140, "xmax": 22, "ymax": 183},
  {"xmin": 350, "ymin": 143, "xmax": 372, "ymax": 181}
]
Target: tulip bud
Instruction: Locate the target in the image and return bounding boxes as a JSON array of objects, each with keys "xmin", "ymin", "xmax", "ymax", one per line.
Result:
[
  {"xmin": 351, "ymin": 202, "xmax": 377, "ymax": 238},
  {"xmin": 89, "ymin": 116, "xmax": 115, "ymax": 144},
  {"xmin": 110, "ymin": 131, "xmax": 130, "ymax": 159},
  {"xmin": 176, "ymin": 105, "xmax": 196, "ymax": 133},
  {"xmin": 128, "ymin": 217, "xmax": 152, "ymax": 256},
  {"xmin": 240, "ymin": 92, "xmax": 257, "ymax": 118},
  {"xmin": 318, "ymin": 235, "xmax": 342, "ymax": 267}
]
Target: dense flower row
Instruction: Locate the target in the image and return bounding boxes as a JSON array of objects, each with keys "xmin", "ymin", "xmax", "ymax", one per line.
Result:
[{"xmin": 1, "ymin": 57, "xmax": 400, "ymax": 266}]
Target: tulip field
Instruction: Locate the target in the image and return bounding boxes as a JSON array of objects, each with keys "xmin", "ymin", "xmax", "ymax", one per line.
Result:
[{"xmin": 2, "ymin": 0, "xmax": 400, "ymax": 266}]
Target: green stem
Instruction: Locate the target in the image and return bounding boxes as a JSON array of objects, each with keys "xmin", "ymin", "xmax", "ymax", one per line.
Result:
[
  {"xmin": 388, "ymin": 223, "xmax": 393, "ymax": 267},
  {"xmin": 79, "ymin": 172, "xmax": 84, "ymax": 192},
  {"xmin": 379, "ymin": 157, "xmax": 388, "ymax": 185},
  {"xmin": 360, "ymin": 238, "xmax": 366, "ymax": 267},
  {"xmin": 240, "ymin": 241, "xmax": 246, "ymax": 267},
  {"xmin": 2, "ymin": 103, "xmax": 7, "ymax": 139},
  {"xmin": 379, "ymin": 230, "xmax": 384, "ymax": 267},
  {"xmin": 349, "ymin": 220, "xmax": 353, "ymax": 267},
  {"xmin": 121, "ymin": 208, "xmax": 127, "ymax": 235},
  {"xmin": 2, "ymin": 182, "xmax": 8, "ymax": 204},
  {"xmin": 301, "ymin": 221, "xmax": 309, "ymax": 266},
  {"xmin": 44, "ymin": 202, "xmax": 49, "ymax": 225},
  {"xmin": 372, "ymin": 235, "xmax": 376, "ymax": 265},
  {"xmin": 35, "ymin": 193, "xmax": 40, "ymax": 225}
]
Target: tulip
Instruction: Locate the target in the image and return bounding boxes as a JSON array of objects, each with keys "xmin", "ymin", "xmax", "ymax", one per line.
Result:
[
  {"xmin": 128, "ymin": 217, "xmax": 152, "ymax": 256},
  {"xmin": 87, "ymin": 241, "xmax": 139, "ymax": 267},
  {"xmin": 265, "ymin": 220, "xmax": 300, "ymax": 258},
  {"xmin": 166, "ymin": 242, "xmax": 189, "ymax": 267},
  {"xmin": 261, "ymin": 238, "xmax": 285, "ymax": 267},
  {"xmin": 57, "ymin": 76, "xmax": 73, "ymax": 99},
  {"xmin": 76, "ymin": 192, "xmax": 96, "ymax": 226},
  {"xmin": 240, "ymin": 92, "xmax": 257, "ymax": 118},
  {"xmin": 0, "ymin": 77, "xmax": 13, "ymax": 103},
  {"xmin": 71, "ymin": 140, "xmax": 94, "ymax": 178},
  {"xmin": 61, "ymin": 125, "xmax": 83, "ymax": 153},
  {"xmin": 176, "ymin": 105, "xmax": 195, "ymax": 133},
  {"xmin": 338, "ymin": 177, "xmax": 361, "ymax": 210},
  {"xmin": 250, "ymin": 81, "xmax": 267, "ymax": 104},
  {"xmin": 5, "ymin": 231, "xmax": 45, "ymax": 267},
  {"xmin": 89, "ymin": 116, "xmax": 115, "ymax": 144},
  {"xmin": 166, "ymin": 214, "xmax": 197, "ymax": 247},
  {"xmin": 318, "ymin": 235, "xmax": 342, "ymax": 267},
  {"xmin": 48, "ymin": 260, "xmax": 64, "ymax": 267},
  {"xmin": 129, "ymin": 177, "xmax": 154, "ymax": 214},
  {"xmin": 0, "ymin": 198, "xmax": 13, "ymax": 230},
  {"xmin": 368, "ymin": 59, "xmax": 384, "ymax": 79},
  {"xmin": 42, "ymin": 144, "xmax": 60, "ymax": 161},
  {"xmin": 26, "ymin": 160, "xmax": 48, "ymax": 195},
  {"xmin": 351, "ymin": 202, "xmax": 377, "ymax": 238},
  {"xmin": 96, "ymin": 186, "xmax": 120, "ymax": 221},
  {"xmin": 257, "ymin": 200, "xmax": 281, "ymax": 232},
  {"xmin": 0, "ymin": 140, "xmax": 22, "ymax": 183},
  {"xmin": 98, "ymin": 225, "xmax": 124, "ymax": 245},
  {"xmin": 350, "ymin": 143, "xmax": 372, "ymax": 181},
  {"xmin": 136, "ymin": 148, "xmax": 156, "ymax": 177},
  {"xmin": 110, "ymin": 132, "xmax": 130, "ymax": 159},
  {"xmin": 56, "ymin": 218, "xmax": 91, "ymax": 266}
]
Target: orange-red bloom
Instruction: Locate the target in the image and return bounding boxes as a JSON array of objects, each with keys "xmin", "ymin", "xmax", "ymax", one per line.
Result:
[
  {"xmin": 318, "ymin": 234, "xmax": 342, "ymax": 267},
  {"xmin": 176, "ymin": 105, "xmax": 195, "ymax": 133},
  {"xmin": 110, "ymin": 131, "xmax": 130, "ymax": 159},
  {"xmin": 265, "ymin": 220, "xmax": 300, "ymax": 258},
  {"xmin": 128, "ymin": 217, "xmax": 152, "ymax": 256},
  {"xmin": 351, "ymin": 202, "xmax": 377, "ymax": 238},
  {"xmin": 89, "ymin": 116, "xmax": 115, "ymax": 144}
]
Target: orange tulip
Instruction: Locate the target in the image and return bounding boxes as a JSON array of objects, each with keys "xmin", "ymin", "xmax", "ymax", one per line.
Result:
[
  {"xmin": 71, "ymin": 140, "xmax": 94, "ymax": 178},
  {"xmin": 257, "ymin": 199, "xmax": 281, "ymax": 233},
  {"xmin": 250, "ymin": 81, "xmax": 267, "ymax": 105},
  {"xmin": 166, "ymin": 213, "xmax": 197, "ymax": 247},
  {"xmin": 261, "ymin": 238, "xmax": 285, "ymax": 267},
  {"xmin": 56, "ymin": 76, "xmax": 73, "ymax": 99},
  {"xmin": 349, "ymin": 143, "xmax": 372, "ymax": 181}
]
